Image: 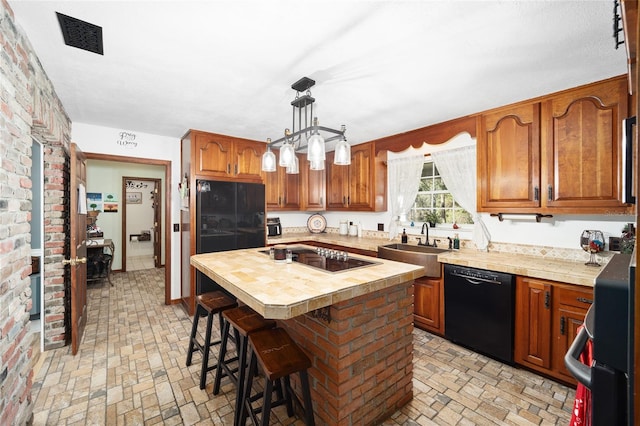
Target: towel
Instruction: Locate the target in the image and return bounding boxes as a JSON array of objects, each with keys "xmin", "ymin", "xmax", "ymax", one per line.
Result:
[{"xmin": 570, "ymin": 325, "xmax": 593, "ymax": 426}]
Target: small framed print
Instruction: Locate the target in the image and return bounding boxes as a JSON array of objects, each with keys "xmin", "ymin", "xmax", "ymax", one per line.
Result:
[{"xmin": 126, "ymin": 192, "xmax": 142, "ymax": 204}]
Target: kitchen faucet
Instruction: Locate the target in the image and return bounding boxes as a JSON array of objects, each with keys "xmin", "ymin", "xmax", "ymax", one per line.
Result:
[{"xmin": 419, "ymin": 222, "xmax": 431, "ymax": 246}]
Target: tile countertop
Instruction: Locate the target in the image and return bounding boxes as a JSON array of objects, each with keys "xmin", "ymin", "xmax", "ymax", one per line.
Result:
[
  {"xmin": 268, "ymin": 232, "xmax": 604, "ymax": 288},
  {"xmin": 190, "ymin": 245, "xmax": 424, "ymax": 320},
  {"xmin": 437, "ymin": 250, "xmax": 603, "ymax": 287},
  {"xmin": 268, "ymin": 232, "xmax": 389, "ymax": 252}
]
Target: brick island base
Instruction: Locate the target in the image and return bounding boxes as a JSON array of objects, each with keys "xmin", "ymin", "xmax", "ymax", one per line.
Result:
[{"xmin": 280, "ymin": 280, "xmax": 414, "ymax": 425}]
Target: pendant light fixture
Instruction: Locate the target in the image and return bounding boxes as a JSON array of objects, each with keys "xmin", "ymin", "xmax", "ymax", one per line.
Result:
[
  {"xmin": 261, "ymin": 139, "xmax": 277, "ymax": 172},
  {"xmin": 262, "ymin": 77, "xmax": 350, "ymax": 172}
]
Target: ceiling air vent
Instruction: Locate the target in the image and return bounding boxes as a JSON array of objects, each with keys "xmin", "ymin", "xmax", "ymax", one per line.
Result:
[{"xmin": 56, "ymin": 12, "xmax": 103, "ymax": 55}]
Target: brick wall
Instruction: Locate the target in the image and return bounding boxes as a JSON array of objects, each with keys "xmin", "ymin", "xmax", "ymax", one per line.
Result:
[
  {"xmin": 1, "ymin": 0, "xmax": 71, "ymax": 423},
  {"xmin": 281, "ymin": 281, "xmax": 414, "ymax": 425}
]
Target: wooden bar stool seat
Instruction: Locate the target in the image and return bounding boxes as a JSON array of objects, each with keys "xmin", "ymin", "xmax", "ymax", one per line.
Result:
[
  {"xmin": 213, "ymin": 305, "xmax": 276, "ymax": 425},
  {"xmin": 240, "ymin": 327, "xmax": 315, "ymax": 426},
  {"xmin": 185, "ymin": 291, "xmax": 238, "ymax": 390}
]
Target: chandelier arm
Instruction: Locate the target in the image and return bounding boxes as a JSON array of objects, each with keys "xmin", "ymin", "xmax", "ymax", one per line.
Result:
[{"xmin": 269, "ymin": 125, "xmax": 345, "ymax": 148}]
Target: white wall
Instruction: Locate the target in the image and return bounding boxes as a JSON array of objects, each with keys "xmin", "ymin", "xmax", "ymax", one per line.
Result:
[{"xmin": 73, "ymin": 123, "xmax": 182, "ymax": 299}]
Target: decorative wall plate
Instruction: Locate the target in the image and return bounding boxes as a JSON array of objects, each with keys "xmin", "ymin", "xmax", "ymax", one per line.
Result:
[{"xmin": 307, "ymin": 214, "xmax": 327, "ymax": 233}]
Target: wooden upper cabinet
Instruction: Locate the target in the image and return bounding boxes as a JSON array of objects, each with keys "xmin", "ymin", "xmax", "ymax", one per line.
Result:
[
  {"xmin": 301, "ymin": 154, "xmax": 326, "ymax": 211},
  {"xmin": 478, "ymin": 103, "xmax": 541, "ymax": 210},
  {"xmin": 478, "ymin": 75, "xmax": 631, "ymax": 214},
  {"xmin": 326, "ymin": 142, "xmax": 386, "ymax": 211},
  {"xmin": 234, "ymin": 140, "xmax": 265, "ymax": 182},
  {"xmin": 195, "ymin": 132, "xmax": 234, "ymax": 178},
  {"xmin": 190, "ymin": 130, "xmax": 264, "ymax": 183},
  {"xmin": 265, "ymin": 152, "xmax": 301, "ymax": 211},
  {"xmin": 541, "ymin": 77, "xmax": 628, "ymax": 211}
]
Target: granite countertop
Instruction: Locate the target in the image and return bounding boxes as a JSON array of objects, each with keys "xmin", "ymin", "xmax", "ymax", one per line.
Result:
[
  {"xmin": 190, "ymin": 245, "xmax": 424, "ymax": 320},
  {"xmin": 269, "ymin": 232, "xmax": 603, "ymax": 288}
]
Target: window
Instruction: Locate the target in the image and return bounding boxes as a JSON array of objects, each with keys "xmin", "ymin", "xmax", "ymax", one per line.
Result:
[{"xmin": 409, "ymin": 159, "xmax": 473, "ymax": 225}]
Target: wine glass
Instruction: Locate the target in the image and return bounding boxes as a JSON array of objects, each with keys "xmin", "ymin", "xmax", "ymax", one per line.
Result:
[{"xmin": 580, "ymin": 230, "xmax": 604, "ymax": 266}]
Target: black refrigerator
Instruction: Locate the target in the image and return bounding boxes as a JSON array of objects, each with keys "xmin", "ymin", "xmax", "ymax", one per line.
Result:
[{"xmin": 195, "ymin": 179, "xmax": 265, "ymax": 295}]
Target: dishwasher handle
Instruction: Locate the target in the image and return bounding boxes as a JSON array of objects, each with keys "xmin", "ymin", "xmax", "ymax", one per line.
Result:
[
  {"xmin": 449, "ymin": 271, "xmax": 501, "ymax": 285},
  {"xmin": 564, "ymin": 326, "xmax": 592, "ymax": 389}
]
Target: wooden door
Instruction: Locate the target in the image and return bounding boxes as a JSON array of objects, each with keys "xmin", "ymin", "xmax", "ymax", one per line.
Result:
[
  {"xmin": 542, "ymin": 77, "xmax": 628, "ymax": 211},
  {"xmin": 347, "ymin": 143, "xmax": 374, "ymax": 210},
  {"xmin": 326, "ymin": 152, "xmax": 350, "ymax": 209},
  {"xmin": 234, "ymin": 140, "xmax": 265, "ymax": 182},
  {"xmin": 477, "ymin": 103, "xmax": 541, "ymax": 211},
  {"xmin": 302, "ymin": 154, "xmax": 326, "ymax": 211},
  {"xmin": 194, "ymin": 132, "xmax": 234, "ymax": 178},
  {"xmin": 69, "ymin": 143, "xmax": 88, "ymax": 355},
  {"xmin": 413, "ymin": 276, "xmax": 442, "ymax": 334},
  {"xmin": 153, "ymin": 180, "xmax": 161, "ymax": 268},
  {"xmin": 553, "ymin": 305, "xmax": 588, "ymax": 382},
  {"xmin": 265, "ymin": 161, "xmax": 283, "ymax": 210},
  {"xmin": 514, "ymin": 277, "xmax": 552, "ymax": 369}
]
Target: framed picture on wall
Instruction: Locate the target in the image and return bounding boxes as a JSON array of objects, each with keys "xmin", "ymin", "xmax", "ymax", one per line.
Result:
[{"xmin": 126, "ymin": 192, "xmax": 142, "ymax": 204}]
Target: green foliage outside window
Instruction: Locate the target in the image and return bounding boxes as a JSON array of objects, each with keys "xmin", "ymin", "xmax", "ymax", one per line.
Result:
[{"xmin": 409, "ymin": 160, "xmax": 473, "ymax": 225}]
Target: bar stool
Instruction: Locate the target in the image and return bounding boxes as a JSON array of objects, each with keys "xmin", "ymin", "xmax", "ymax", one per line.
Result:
[
  {"xmin": 185, "ymin": 291, "xmax": 238, "ymax": 389},
  {"xmin": 240, "ymin": 327, "xmax": 315, "ymax": 426},
  {"xmin": 213, "ymin": 305, "xmax": 276, "ymax": 426}
]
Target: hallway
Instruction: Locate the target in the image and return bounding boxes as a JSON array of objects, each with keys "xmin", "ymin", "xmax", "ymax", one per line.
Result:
[{"xmin": 31, "ymin": 269, "xmax": 576, "ymax": 425}]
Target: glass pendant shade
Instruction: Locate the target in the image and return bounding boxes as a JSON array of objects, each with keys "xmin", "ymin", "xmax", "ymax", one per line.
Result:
[
  {"xmin": 309, "ymin": 158, "xmax": 325, "ymax": 170},
  {"xmin": 307, "ymin": 132, "xmax": 326, "ymax": 162},
  {"xmin": 286, "ymin": 155, "xmax": 299, "ymax": 174},
  {"xmin": 261, "ymin": 144, "xmax": 277, "ymax": 172},
  {"xmin": 333, "ymin": 137, "xmax": 351, "ymax": 165},
  {"xmin": 279, "ymin": 142, "xmax": 295, "ymax": 167}
]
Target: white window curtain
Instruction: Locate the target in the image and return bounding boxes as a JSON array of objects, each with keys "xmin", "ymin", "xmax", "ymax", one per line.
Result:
[
  {"xmin": 388, "ymin": 155, "xmax": 424, "ymax": 240},
  {"xmin": 430, "ymin": 145, "xmax": 491, "ymax": 250}
]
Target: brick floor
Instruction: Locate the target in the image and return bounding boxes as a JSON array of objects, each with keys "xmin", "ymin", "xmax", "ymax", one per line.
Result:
[{"xmin": 31, "ymin": 268, "xmax": 575, "ymax": 425}]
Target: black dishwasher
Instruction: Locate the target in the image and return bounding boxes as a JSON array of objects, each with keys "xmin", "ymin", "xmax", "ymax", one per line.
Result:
[{"xmin": 444, "ymin": 264, "xmax": 515, "ymax": 364}]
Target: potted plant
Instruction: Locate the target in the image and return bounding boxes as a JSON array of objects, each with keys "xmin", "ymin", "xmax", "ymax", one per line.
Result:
[{"xmin": 424, "ymin": 210, "xmax": 440, "ymax": 227}]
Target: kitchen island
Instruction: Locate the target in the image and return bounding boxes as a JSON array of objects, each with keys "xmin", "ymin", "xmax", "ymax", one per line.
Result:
[{"xmin": 191, "ymin": 245, "xmax": 424, "ymax": 425}]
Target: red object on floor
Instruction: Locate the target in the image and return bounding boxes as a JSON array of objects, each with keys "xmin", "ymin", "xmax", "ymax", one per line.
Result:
[{"xmin": 570, "ymin": 325, "xmax": 593, "ymax": 426}]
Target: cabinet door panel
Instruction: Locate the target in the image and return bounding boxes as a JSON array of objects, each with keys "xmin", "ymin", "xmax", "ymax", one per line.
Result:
[
  {"xmin": 515, "ymin": 277, "xmax": 551, "ymax": 369},
  {"xmin": 478, "ymin": 103, "xmax": 541, "ymax": 210},
  {"xmin": 302, "ymin": 154, "xmax": 326, "ymax": 211},
  {"xmin": 348, "ymin": 144, "xmax": 373, "ymax": 210},
  {"xmin": 553, "ymin": 305, "xmax": 587, "ymax": 381},
  {"xmin": 195, "ymin": 133, "xmax": 233, "ymax": 178},
  {"xmin": 326, "ymin": 153, "xmax": 350, "ymax": 209},
  {"xmin": 234, "ymin": 140, "xmax": 264, "ymax": 181},
  {"xmin": 414, "ymin": 277, "xmax": 441, "ymax": 332},
  {"xmin": 543, "ymin": 77, "xmax": 628, "ymax": 209}
]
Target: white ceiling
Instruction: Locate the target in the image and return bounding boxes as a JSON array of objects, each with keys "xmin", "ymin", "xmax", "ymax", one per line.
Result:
[{"xmin": 9, "ymin": 0, "xmax": 628, "ymax": 144}]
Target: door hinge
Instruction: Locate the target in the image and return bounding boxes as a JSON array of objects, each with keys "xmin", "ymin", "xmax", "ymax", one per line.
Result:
[
  {"xmin": 560, "ymin": 316, "xmax": 566, "ymax": 335},
  {"xmin": 544, "ymin": 291, "xmax": 550, "ymax": 309}
]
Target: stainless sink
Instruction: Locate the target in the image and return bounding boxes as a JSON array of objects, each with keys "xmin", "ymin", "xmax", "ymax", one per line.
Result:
[{"xmin": 377, "ymin": 243, "xmax": 449, "ymax": 277}]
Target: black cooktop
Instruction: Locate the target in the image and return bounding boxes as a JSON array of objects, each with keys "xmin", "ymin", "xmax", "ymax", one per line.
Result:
[{"xmin": 262, "ymin": 247, "xmax": 379, "ymax": 273}]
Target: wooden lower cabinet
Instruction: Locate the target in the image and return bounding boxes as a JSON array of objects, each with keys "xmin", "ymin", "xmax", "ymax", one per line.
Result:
[
  {"xmin": 514, "ymin": 276, "xmax": 593, "ymax": 385},
  {"xmin": 413, "ymin": 275, "xmax": 444, "ymax": 336}
]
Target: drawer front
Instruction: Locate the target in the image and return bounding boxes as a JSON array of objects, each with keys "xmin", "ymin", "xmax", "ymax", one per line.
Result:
[{"xmin": 556, "ymin": 286, "xmax": 593, "ymax": 309}]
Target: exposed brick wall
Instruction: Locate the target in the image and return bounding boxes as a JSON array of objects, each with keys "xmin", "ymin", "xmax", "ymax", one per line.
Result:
[
  {"xmin": 280, "ymin": 281, "xmax": 414, "ymax": 425},
  {"xmin": 1, "ymin": 0, "xmax": 71, "ymax": 423}
]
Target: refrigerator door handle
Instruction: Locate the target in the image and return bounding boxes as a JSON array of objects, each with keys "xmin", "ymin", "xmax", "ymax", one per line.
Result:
[{"xmin": 564, "ymin": 326, "xmax": 592, "ymax": 389}]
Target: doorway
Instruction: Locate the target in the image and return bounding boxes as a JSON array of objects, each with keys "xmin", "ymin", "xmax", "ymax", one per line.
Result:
[
  {"xmin": 85, "ymin": 153, "xmax": 172, "ymax": 306},
  {"xmin": 122, "ymin": 177, "xmax": 162, "ymax": 271}
]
